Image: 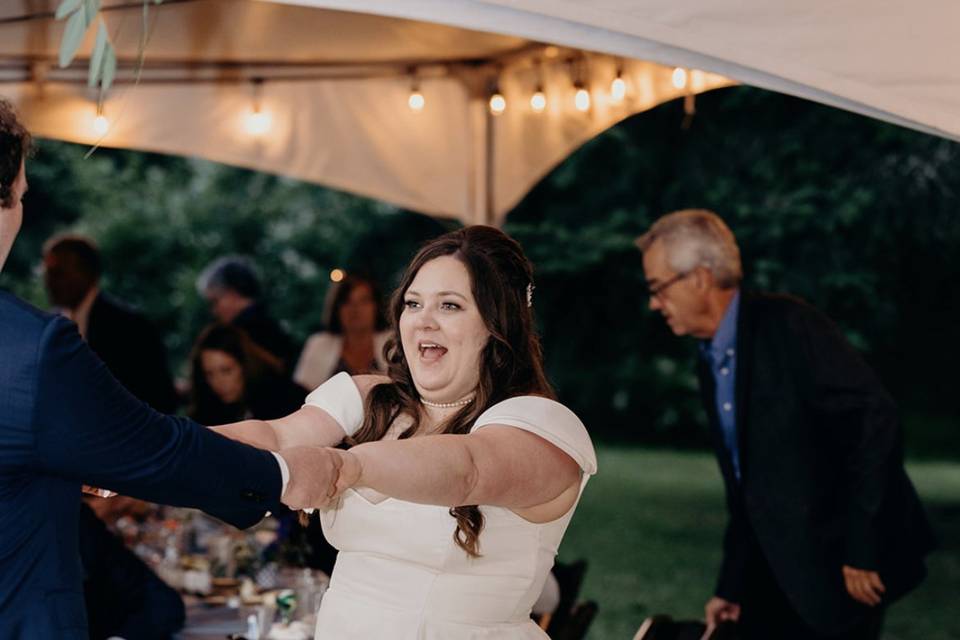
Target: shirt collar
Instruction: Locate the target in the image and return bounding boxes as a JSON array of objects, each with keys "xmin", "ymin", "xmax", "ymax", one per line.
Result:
[{"xmin": 700, "ymin": 289, "xmax": 740, "ymax": 362}]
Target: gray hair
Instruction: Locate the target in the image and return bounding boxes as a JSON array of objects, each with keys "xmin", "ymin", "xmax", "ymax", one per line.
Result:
[
  {"xmin": 196, "ymin": 255, "xmax": 262, "ymax": 298},
  {"xmin": 635, "ymin": 209, "xmax": 742, "ymax": 288}
]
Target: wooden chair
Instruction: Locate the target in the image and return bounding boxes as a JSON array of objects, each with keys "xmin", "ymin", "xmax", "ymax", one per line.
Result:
[{"xmin": 633, "ymin": 615, "xmax": 738, "ymax": 640}]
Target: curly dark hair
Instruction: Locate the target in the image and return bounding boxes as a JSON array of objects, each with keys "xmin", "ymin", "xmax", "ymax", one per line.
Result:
[
  {"xmin": 0, "ymin": 98, "xmax": 32, "ymax": 209},
  {"xmin": 349, "ymin": 225, "xmax": 554, "ymax": 557}
]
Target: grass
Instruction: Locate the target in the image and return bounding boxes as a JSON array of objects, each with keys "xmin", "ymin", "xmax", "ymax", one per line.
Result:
[{"xmin": 558, "ymin": 446, "xmax": 960, "ymax": 639}]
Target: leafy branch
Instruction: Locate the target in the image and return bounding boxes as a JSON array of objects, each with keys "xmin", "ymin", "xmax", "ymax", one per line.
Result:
[{"xmin": 56, "ymin": 0, "xmax": 163, "ymax": 98}]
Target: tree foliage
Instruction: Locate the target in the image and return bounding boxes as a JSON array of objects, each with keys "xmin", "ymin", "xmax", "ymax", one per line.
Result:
[{"xmin": 3, "ymin": 86, "xmax": 957, "ymax": 450}]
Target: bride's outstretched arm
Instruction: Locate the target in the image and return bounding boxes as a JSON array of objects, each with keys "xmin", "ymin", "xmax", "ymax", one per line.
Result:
[
  {"xmin": 209, "ymin": 408, "xmax": 345, "ymax": 451},
  {"xmin": 334, "ymin": 426, "xmax": 581, "ymax": 516},
  {"xmin": 210, "ymin": 374, "xmax": 389, "ymax": 451}
]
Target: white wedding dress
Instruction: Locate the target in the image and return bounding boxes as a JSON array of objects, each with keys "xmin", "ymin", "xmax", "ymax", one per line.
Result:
[{"xmin": 304, "ymin": 373, "xmax": 597, "ymax": 639}]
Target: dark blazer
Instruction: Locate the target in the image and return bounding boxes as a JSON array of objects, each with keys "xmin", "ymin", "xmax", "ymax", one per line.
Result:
[
  {"xmin": 86, "ymin": 292, "xmax": 179, "ymax": 413},
  {"xmin": 233, "ymin": 302, "xmax": 298, "ymax": 373},
  {"xmin": 0, "ymin": 291, "xmax": 282, "ymax": 639},
  {"xmin": 698, "ymin": 292, "xmax": 936, "ymax": 635},
  {"xmin": 79, "ymin": 504, "xmax": 185, "ymax": 640}
]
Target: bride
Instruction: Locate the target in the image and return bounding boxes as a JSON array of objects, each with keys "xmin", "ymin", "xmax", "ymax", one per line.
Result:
[{"xmin": 213, "ymin": 225, "xmax": 596, "ymax": 638}]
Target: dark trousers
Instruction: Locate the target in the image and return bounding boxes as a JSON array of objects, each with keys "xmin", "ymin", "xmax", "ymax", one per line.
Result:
[{"xmin": 738, "ymin": 547, "xmax": 884, "ymax": 640}]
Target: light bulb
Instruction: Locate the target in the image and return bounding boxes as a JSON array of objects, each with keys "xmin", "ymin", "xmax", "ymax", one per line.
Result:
[
  {"xmin": 574, "ymin": 87, "xmax": 591, "ymax": 111},
  {"xmin": 408, "ymin": 91, "xmax": 425, "ymax": 111},
  {"xmin": 671, "ymin": 67, "xmax": 688, "ymax": 90},
  {"xmin": 330, "ymin": 268, "xmax": 345, "ymax": 282},
  {"xmin": 489, "ymin": 93, "xmax": 506, "ymax": 115},
  {"xmin": 92, "ymin": 114, "xmax": 109, "ymax": 136},
  {"xmin": 530, "ymin": 90, "xmax": 546, "ymax": 113},
  {"xmin": 610, "ymin": 76, "xmax": 627, "ymax": 102},
  {"xmin": 244, "ymin": 110, "xmax": 272, "ymax": 136}
]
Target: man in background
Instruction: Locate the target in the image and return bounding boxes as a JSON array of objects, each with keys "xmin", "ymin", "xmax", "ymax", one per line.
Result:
[
  {"xmin": 43, "ymin": 234, "xmax": 179, "ymax": 413},
  {"xmin": 197, "ymin": 255, "xmax": 298, "ymax": 372},
  {"xmin": 636, "ymin": 209, "xmax": 935, "ymax": 640}
]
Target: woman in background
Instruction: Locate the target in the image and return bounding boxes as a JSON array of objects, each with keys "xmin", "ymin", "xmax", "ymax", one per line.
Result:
[
  {"xmin": 189, "ymin": 323, "xmax": 306, "ymax": 425},
  {"xmin": 293, "ymin": 274, "xmax": 389, "ymax": 389},
  {"xmin": 189, "ymin": 323, "xmax": 337, "ymax": 573}
]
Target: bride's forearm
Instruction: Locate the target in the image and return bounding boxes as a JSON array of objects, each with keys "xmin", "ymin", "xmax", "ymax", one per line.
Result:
[
  {"xmin": 209, "ymin": 421, "xmax": 281, "ymax": 451},
  {"xmin": 349, "ymin": 435, "xmax": 476, "ymax": 507}
]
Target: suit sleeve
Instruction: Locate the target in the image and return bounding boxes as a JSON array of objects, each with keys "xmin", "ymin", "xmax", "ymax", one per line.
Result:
[
  {"xmin": 715, "ymin": 489, "xmax": 750, "ymax": 602},
  {"xmin": 32, "ymin": 316, "xmax": 282, "ymax": 529},
  {"xmin": 793, "ymin": 305, "xmax": 900, "ymax": 570}
]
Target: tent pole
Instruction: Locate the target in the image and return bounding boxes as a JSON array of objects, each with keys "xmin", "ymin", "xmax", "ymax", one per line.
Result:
[{"xmin": 484, "ymin": 103, "xmax": 496, "ymax": 227}]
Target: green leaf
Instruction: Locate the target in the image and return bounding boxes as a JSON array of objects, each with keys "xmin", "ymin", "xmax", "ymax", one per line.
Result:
[
  {"xmin": 82, "ymin": 0, "xmax": 101, "ymax": 27},
  {"xmin": 58, "ymin": 8, "xmax": 87, "ymax": 68},
  {"xmin": 88, "ymin": 19, "xmax": 108, "ymax": 88},
  {"xmin": 101, "ymin": 45, "xmax": 117, "ymax": 93},
  {"xmin": 55, "ymin": 0, "xmax": 82, "ymax": 20}
]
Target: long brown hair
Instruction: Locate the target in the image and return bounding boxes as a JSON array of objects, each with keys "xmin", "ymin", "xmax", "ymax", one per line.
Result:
[
  {"xmin": 187, "ymin": 323, "xmax": 284, "ymax": 422},
  {"xmin": 349, "ymin": 225, "xmax": 554, "ymax": 557}
]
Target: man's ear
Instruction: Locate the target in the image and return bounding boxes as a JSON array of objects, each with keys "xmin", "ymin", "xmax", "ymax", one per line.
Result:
[{"xmin": 693, "ymin": 266, "xmax": 715, "ymax": 291}]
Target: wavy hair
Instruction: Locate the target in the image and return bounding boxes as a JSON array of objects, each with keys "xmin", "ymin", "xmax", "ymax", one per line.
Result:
[{"xmin": 349, "ymin": 225, "xmax": 553, "ymax": 557}]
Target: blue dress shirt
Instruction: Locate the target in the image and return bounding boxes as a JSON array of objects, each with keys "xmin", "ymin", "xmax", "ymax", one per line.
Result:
[{"xmin": 700, "ymin": 290, "xmax": 741, "ymax": 480}]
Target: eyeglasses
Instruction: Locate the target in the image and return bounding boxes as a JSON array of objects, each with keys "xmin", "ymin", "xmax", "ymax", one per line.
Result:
[{"xmin": 646, "ymin": 271, "xmax": 691, "ymax": 299}]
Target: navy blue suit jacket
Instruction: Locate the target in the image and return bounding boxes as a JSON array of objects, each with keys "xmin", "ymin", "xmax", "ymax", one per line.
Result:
[{"xmin": 0, "ymin": 291, "xmax": 283, "ymax": 638}]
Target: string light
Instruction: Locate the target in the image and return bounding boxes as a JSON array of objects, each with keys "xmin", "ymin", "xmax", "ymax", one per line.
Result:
[
  {"xmin": 330, "ymin": 268, "xmax": 345, "ymax": 282},
  {"xmin": 243, "ymin": 78, "xmax": 272, "ymax": 136},
  {"xmin": 92, "ymin": 112, "xmax": 109, "ymax": 136},
  {"xmin": 671, "ymin": 67, "xmax": 688, "ymax": 90},
  {"xmin": 530, "ymin": 87, "xmax": 546, "ymax": 113},
  {"xmin": 610, "ymin": 67, "xmax": 627, "ymax": 103},
  {"xmin": 489, "ymin": 92, "xmax": 506, "ymax": 115},
  {"xmin": 408, "ymin": 89, "xmax": 425, "ymax": 111},
  {"xmin": 574, "ymin": 84, "xmax": 591, "ymax": 112},
  {"xmin": 408, "ymin": 70, "xmax": 425, "ymax": 111}
]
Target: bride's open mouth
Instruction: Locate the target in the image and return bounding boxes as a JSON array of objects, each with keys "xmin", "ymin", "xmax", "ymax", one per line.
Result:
[{"xmin": 418, "ymin": 341, "xmax": 448, "ymax": 363}]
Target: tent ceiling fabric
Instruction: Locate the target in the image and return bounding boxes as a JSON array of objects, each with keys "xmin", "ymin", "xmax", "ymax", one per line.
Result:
[
  {"xmin": 0, "ymin": 0, "xmax": 732, "ymax": 223},
  {"xmin": 289, "ymin": 0, "xmax": 960, "ymax": 143},
  {"xmin": 1, "ymin": 1, "xmax": 957, "ymax": 221}
]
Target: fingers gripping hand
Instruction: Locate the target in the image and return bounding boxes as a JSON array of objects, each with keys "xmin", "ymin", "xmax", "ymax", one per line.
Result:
[
  {"xmin": 330, "ymin": 448, "xmax": 362, "ymax": 498},
  {"xmin": 842, "ymin": 565, "xmax": 885, "ymax": 607},
  {"xmin": 278, "ymin": 446, "xmax": 344, "ymax": 510}
]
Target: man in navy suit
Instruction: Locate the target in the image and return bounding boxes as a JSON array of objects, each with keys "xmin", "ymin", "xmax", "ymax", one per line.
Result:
[{"xmin": 0, "ymin": 99, "xmax": 342, "ymax": 638}]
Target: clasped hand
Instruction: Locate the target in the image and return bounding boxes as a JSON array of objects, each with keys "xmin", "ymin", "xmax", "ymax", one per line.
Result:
[{"xmin": 277, "ymin": 446, "xmax": 362, "ymax": 511}]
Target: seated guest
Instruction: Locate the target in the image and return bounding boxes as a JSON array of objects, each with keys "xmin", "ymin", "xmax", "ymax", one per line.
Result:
[
  {"xmin": 196, "ymin": 255, "xmax": 298, "ymax": 372},
  {"xmin": 42, "ymin": 234, "xmax": 179, "ymax": 413},
  {"xmin": 293, "ymin": 273, "xmax": 390, "ymax": 389},
  {"xmin": 189, "ymin": 323, "xmax": 337, "ymax": 572},
  {"xmin": 79, "ymin": 503, "xmax": 185, "ymax": 640},
  {"xmin": 188, "ymin": 323, "xmax": 306, "ymax": 425}
]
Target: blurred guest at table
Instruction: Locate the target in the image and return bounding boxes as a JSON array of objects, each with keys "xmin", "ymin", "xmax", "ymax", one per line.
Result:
[
  {"xmin": 189, "ymin": 323, "xmax": 338, "ymax": 573},
  {"xmin": 79, "ymin": 503, "xmax": 185, "ymax": 640},
  {"xmin": 42, "ymin": 234, "xmax": 179, "ymax": 413},
  {"xmin": 196, "ymin": 255, "xmax": 298, "ymax": 372},
  {"xmin": 189, "ymin": 323, "xmax": 306, "ymax": 426},
  {"xmin": 293, "ymin": 273, "xmax": 389, "ymax": 389}
]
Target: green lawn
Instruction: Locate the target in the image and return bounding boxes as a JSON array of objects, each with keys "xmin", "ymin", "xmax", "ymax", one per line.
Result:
[{"xmin": 558, "ymin": 446, "xmax": 960, "ymax": 639}]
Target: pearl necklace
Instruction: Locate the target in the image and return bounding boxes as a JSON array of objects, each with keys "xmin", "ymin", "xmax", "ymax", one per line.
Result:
[{"xmin": 420, "ymin": 394, "xmax": 476, "ymax": 409}]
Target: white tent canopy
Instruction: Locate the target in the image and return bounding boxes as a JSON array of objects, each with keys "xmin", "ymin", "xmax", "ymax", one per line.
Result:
[{"xmin": 1, "ymin": 1, "xmax": 956, "ymax": 223}]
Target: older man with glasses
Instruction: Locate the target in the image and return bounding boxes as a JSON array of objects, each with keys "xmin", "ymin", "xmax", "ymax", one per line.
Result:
[{"xmin": 636, "ymin": 209, "xmax": 935, "ymax": 640}]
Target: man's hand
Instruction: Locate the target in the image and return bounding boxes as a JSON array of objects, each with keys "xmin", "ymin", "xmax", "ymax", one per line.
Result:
[
  {"xmin": 703, "ymin": 596, "xmax": 740, "ymax": 639},
  {"xmin": 331, "ymin": 448, "xmax": 362, "ymax": 497},
  {"xmin": 278, "ymin": 446, "xmax": 343, "ymax": 510},
  {"xmin": 842, "ymin": 565, "xmax": 885, "ymax": 606}
]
